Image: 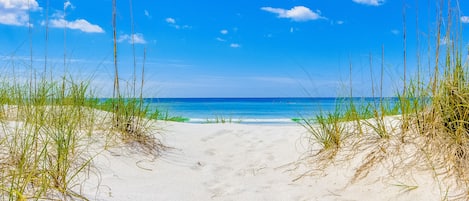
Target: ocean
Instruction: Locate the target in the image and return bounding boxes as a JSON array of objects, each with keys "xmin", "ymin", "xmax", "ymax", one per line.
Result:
[{"xmin": 146, "ymin": 97, "xmax": 399, "ymax": 124}]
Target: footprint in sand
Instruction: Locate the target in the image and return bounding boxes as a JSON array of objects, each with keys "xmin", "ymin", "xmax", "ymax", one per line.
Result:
[
  {"xmin": 201, "ymin": 129, "xmax": 230, "ymax": 142},
  {"xmin": 204, "ymin": 148, "xmax": 216, "ymax": 156}
]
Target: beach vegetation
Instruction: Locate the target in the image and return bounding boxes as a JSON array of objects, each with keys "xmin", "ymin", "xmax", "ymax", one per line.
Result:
[
  {"xmin": 300, "ymin": 108, "xmax": 345, "ymax": 156},
  {"xmin": 150, "ymin": 110, "xmax": 190, "ymax": 122},
  {"xmin": 391, "ymin": 182, "xmax": 419, "ymax": 193},
  {"xmin": 299, "ymin": 0, "xmax": 469, "ymax": 199},
  {"xmin": 158, "ymin": 115, "xmax": 190, "ymax": 123},
  {"xmin": 0, "ymin": 0, "xmax": 169, "ymax": 200},
  {"xmin": 0, "ymin": 54, "xmax": 166, "ymax": 200},
  {"xmin": 206, "ymin": 115, "xmax": 238, "ymax": 124},
  {"xmin": 0, "ymin": 77, "xmax": 99, "ymax": 200}
]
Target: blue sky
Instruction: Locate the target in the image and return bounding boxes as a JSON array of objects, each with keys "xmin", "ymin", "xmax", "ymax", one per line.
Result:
[{"xmin": 0, "ymin": 0, "xmax": 468, "ymax": 97}]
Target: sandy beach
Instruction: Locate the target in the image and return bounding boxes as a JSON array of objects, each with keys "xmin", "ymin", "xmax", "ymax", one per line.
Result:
[
  {"xmin": 3, "ymin": 0, "xmax": 469, "ymax": 200},
  {"xmin": 78, "ymin": 120, "xmax": 450, "ymax": 201}
]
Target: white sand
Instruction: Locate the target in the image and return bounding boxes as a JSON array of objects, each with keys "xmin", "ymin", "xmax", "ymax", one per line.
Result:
[{"xmin": 81, "ymin": 121, "xmax": 453, "ymax": 201}]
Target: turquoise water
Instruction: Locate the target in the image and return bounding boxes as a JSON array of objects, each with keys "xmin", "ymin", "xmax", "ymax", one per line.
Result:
[{"xmin": 146, "ymin": 97, "xmax": 399, "ymax": 124}]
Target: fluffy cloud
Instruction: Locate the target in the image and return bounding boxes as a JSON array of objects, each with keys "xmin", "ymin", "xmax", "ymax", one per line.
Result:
[
  {"xmin": 50, "ymin": 19, "xmax": 104, "ymax": 33},
  {"xmin": 461, "ymin": 16, "xmax": 469, "ymax": 23},
  {"xmin": 41, "ymin": 1, "xmax": 104, "ymax": 33},
  {"xmin": 352, "ymin": 0, "xmax": 385, "ymax": 6},
  {"xmin": 118, "ymin": 33, "xmax": 147, "ymax": 44},
  {"xmin": 165, "ymin": 17, "xmax": 191, "ymax": 29},
  {"xmin": 0, "ymin": 0, "xmax": 39, "ymax": 10},
  {"xmin": 166, "ymin": 17, "xmax": 176, "ymax": 24},
  {"xmin": 0, "ymin": 0, "xmax": 41, "ymax": 26},
  {"xmin": 220, "ymin": 29, "xmax": 228, "ymax": 35},
  {"xmin": 230, "ymin": 43, "xmax": 241, "ymax": 48},
  {"xmin": 64, "ymin": 0, "xmax": 74, "ymax": 10},
  {"xmin": 261, "ymin": 6, "xmax": 324, "ymax": 21}
]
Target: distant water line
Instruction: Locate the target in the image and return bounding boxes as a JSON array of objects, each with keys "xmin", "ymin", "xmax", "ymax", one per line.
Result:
[{"xmin": 142, "ymin": 97, "xmax": 400, "ymax": 124}]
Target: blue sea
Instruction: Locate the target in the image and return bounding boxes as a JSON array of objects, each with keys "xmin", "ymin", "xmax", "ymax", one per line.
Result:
[{"xmin": 146, "ymin": 97, "xmax": 399, "ymax": 124}]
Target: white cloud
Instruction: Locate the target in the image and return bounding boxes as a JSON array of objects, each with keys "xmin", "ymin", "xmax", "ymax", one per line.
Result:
[
  {"xmin": 44, "ymin": 1, "xmax": 104, "ymax": 33},
  {"xmin": 220, "ymin": 29, "xmax": 228, "ymax": 35},
  {"xmin": 261, "ymin": 6, "xmax": 324, "ymax": 21},
  {"xmin": 50, "ymin": 19, "xmax": 104, "ymax": 33},
  {"xmin": 166, "ymin": 17, "xmax": 176, "ymax": 24},
  {"xmin": 0, "ymin": 12, "xmax": 28, "ymax": 26},
  {"xmin": 0, "ymin": 0, "xmax": 41, "ymax": 26},
  {"xmin": 216, "ymin": 37, "xmax": 226, "ymax": 42},
  {"xmin": 336, "ymin": 20, "xmax": 344, "ymax": 25},
  {"xmin": 0, "ymin": 0, "xmax": 40, "ymax": 10},
  {"xmin": 461, "ymin": 16, "xmax": 469, "ymax": 23},
  {"xmin": 51, "ymin": 10, "xmax": 65, "ymax": 19},
  {"xmin": 352, "ymin": 0, "xmax": 385, "ymax": 6},
  {"xmin": 165, "ymin": 17, "xmax": 191, "ymax": 29},
  {"xmin": 131, "ymin": 33, "xmax": 147, "ymax": 44},
  {"xmin": 230, "ymin": 43, "xmax": 241, "ymax": 48},
  {"xmin": 144, "ymin": 10, "xmax": 151, "ymax": 18},
  {"xmin": 64, "ymin": 0, "xmax": 74, "ymax": 10},
  {"xmin": 391, "ymin": 29, "xmax": 400, "ymax": 35},
  {"xmin": 118, "ymin": 33, "xmax": 147, "ymax": 44}
]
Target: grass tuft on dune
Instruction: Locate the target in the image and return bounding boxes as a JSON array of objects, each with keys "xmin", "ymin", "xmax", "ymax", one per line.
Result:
[{"xmin": 299, "ymin": 1, "xmax": 469, "ymax": 199}]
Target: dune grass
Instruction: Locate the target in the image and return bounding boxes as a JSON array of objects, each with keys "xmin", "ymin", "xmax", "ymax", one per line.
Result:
[
  {"xmin": 0, "ymin": 77, "xmax": 96, "ymax": 200},
  {"xmin": 300, "ymin": 109, "xmax": 345, "ymax": 156},
  {"xmin": 205, "ymin": 115, "xmax": 238, "ymax": 124},
  {"xmin": 300, "ymin": 0, "xmax": 469, "ymax": 198},
  {"xmin": 0, "ymin": 75, "xmax": 190, "ymax": 198},
  {"xmin": 0, "ymin": 0, "xmax": 169, "ymax": 200},
  {"xmin": 0, "ymin": 58, "xmax": 167, "ymax": 200},
  {"xmin": 0, "ymin": 71, "xmax": 172, "ymax": 200}
]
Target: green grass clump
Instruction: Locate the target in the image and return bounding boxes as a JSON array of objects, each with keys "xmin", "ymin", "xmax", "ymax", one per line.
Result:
[
  {"xmin": 205, "ymin": 115, "xmax": 239, "ymax": 124},
  {"xmin": 291, "ymin": 117, "xmax": 303, "ymax": 123},
  {"xmin": 0, "ymin": 78, "xmax": 98, "ymax": 200},
  {"xmin": 148, "ymin": 109, "xmax": 190, "ymax": 122},
  {"xmin": 300, "ymin": 97, "xmax": 400, "ymax": 153},
  {"xmin": 300, "ymin": 109, "xmax": 345, "ymax": 156},
  {"xmin": 299, "ymin": 0, "xmax": 469, "ymax": 198},
  {"xmin": 0, "ymin": 75, "xmax": 169, "ymax": 200},
  {"xmin": 0, "ymin": 0, "xmax": 176, "ymax": 199},
  {"xmin": 417, "ymin": 47, "xmax": 469, "ymax": 179},
  {"xmin": 0, "ymin": 1, "xmax": 167, "ymax": 199},
  {"xmin": 164, "ymin": 116, "xmax": 190, "ymax": 122},
  {"xmin": 95, "ymin": 97, "xmax": 165, "ymax": 154}
]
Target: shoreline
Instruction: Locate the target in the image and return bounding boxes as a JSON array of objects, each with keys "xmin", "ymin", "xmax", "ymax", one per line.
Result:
[{"xmin": 0, "ymin": 103, "xmax": 459, "ymax": 200}]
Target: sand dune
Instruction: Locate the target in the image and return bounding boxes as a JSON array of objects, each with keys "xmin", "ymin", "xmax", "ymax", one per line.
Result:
[{"xmin": 81, "ymin": 121, "xmax": 451, "ymax": 201}]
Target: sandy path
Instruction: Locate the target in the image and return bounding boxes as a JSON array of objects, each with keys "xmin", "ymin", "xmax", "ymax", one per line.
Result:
[{"xmin": 81, "ymin": 122, "xmax": 445, "ymax": 201}]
